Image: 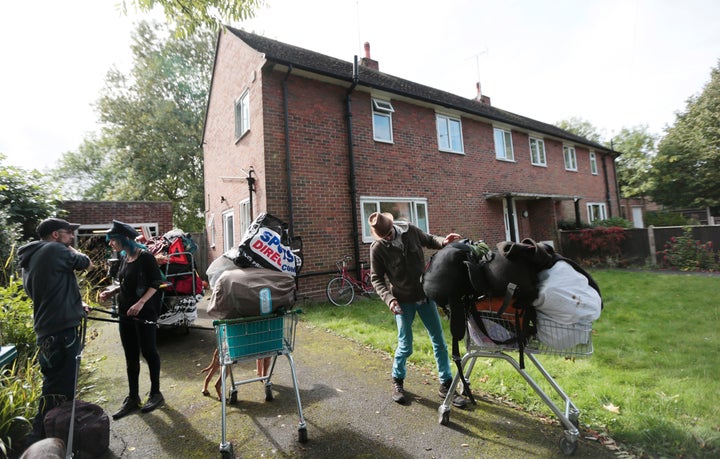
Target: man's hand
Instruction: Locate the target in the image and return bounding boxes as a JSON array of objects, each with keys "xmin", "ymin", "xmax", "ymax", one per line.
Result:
[
  {"xmin": 443, "ymin": 233, "xmax": 462, "ymax": 246},
  {"xmin": 389, "ymin": 299, "xmax": 403, "ymax": 315}
]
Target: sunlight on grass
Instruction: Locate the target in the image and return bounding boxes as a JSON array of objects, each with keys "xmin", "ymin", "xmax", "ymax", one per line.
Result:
[{"xmin": 302, "ymin": 270, "xmax": 720, "ymax": 458}]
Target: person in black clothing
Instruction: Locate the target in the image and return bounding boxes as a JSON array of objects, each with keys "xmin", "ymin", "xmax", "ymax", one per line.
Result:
[
  {"xmin": 17, "ymin": 217, "xmax": 92, "ymax": 448},
  {"xmin": 99, "ymin": 220, "xmax": 165, "ymax": 419}
]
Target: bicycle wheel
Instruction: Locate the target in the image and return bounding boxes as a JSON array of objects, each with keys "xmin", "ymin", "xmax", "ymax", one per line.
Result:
[
  {"xmin": 327, "ymin": 277, "xmax": 355, "ymax": 306},
  {"xmin": 361, "ymin": 273, "xmax": 378, "ymax": 298}
]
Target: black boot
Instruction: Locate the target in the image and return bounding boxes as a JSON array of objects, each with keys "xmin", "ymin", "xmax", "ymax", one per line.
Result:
[
  {"xmin": 113, "ymin": 395, "xmax": 141, "ymax": 420},
  {"xmin": 392, "ymin": 378, "xmax": 406, "ymax": 404}
]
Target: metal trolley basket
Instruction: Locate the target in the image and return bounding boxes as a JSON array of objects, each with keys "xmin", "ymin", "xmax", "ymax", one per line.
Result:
[
  {"xmin": 439, "ymin": 307, "xmax": 594, "ymax": 456},
  {"xmin": 213, "ymin": 310, "xmax": 307, "ymax": 457}
]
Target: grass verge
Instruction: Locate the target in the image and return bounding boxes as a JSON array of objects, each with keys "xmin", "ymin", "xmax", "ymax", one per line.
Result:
[{"xmin": 301, "ymin": 270, "xmax": 719, "ymax": 458}]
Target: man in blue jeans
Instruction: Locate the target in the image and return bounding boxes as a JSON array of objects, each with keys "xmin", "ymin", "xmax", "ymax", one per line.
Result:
[
  {"xmin": 368, "ymin": 212, "xmax": 468, "ymax": 407},
  {"xmin": 18, "ymin": 218, "xmax": 92, "ymax": 449}
]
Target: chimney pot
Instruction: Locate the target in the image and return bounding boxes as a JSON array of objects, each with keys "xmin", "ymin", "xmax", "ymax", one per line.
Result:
[
  {"xmin": 364, "ymin": 42, "xmax": 371, "ymax": 58},
  {"xmin": 360, "ymin": 42, "xmax": 379, "ymax": 71}
]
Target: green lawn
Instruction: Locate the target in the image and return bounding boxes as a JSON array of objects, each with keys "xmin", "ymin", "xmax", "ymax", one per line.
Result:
[{"xmin": 301, "ymin": 270, "xmax": 720, "ymax": 458}]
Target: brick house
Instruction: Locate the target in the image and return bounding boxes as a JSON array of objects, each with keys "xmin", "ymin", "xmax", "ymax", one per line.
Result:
[
  {"xmin": 61, "ymin": 200, "xmax": 174, "ymax": 240},
  {"xmin": 202, "ymin": 27, "xmax": 620, "ymax": 299}
]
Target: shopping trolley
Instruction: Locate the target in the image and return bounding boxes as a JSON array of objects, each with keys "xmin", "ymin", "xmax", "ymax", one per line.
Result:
[
  {"xmin": 439, "ymin": 302, "xmax": 594, "ymax": 456},
  {"xmin": 213, "ymin": 310, "xmax": 307, "ymax": 457}
]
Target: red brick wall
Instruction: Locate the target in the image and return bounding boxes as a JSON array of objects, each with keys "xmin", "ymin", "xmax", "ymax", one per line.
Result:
[
  {"xmin": 204, "ymin": 32, "xmax": 620, "ymax": 300},
  {"xmin": 61, "ymin": 201, "xmax": 173, "ymax": 234}
]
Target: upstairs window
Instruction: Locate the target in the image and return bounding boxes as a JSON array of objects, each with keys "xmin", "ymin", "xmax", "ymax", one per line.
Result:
[
  {"xmin": 589, "ymin": 151, "xmax": 598, "ymax": 175},
  {"xmin": 234, "ymin": 90, "xmax": 250, "ymax": 140},
  {"xmin": 563, "ymin": 145, "xmax": 577, "ymax": 171},
  {"xmin": 529, "ymin": 137, "xmax": 546, "ymax": 166},
  {"xmin": 494, "ymin": 128, "xmax": 514, "ymax": 161},
  {"xmin": 372, "ymin": 98, "xmax": 394, "ymax": 143},
  {"xmin": 436, "ymin": 114, "xmax": 464, "ymax": 153}
]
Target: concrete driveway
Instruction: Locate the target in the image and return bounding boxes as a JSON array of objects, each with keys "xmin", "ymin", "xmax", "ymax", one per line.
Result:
[{"xmin": 83, "ymin": 299, "xmax": 617, "ymax": 458}]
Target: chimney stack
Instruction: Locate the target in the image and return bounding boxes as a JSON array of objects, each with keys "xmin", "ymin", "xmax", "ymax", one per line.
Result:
[
  {"xmin": 474, "ymin": 81, "xmax": 491, "ymax": 105},
  {"xmin": 360, "ymin": 42, "xmax": 379, "ymax": 71}
]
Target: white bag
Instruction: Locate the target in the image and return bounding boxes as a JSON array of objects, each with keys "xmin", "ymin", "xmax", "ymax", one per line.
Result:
[{"xmin": 532, "ymin": 260, "xmax": 601, "ymax": 349}]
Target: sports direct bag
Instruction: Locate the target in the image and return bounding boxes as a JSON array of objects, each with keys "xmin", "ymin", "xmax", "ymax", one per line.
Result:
[
  {"xmin": 532, "ymin": 260, "xmax": 602, "ymax": 349},
  {"xmin": 234, "ymin": 213, "xmax": 302, "ymax": 276},
  {"xmin": 43, "ymin": 399, "xmax": 110, "ymax": 459},
  {"xmin": 207, "ymin": 268, "xmax": 295, "ymax": 319}
]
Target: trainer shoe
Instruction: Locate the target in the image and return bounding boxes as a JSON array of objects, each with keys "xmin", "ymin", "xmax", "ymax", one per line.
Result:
[
  {"xmin": 392, "ymin": 378, "xmax": 407, "ymax": 404},
  {"xmin": 439, "ymin": 379, "xmax": 469, "ymax": 408},
  {"xmin": 141, "ymin": 392, "xmax": 165, "ymax": 413},
  {"xmin": 112, "ymin": 395, "xmax": 141, "ymax": 420}
]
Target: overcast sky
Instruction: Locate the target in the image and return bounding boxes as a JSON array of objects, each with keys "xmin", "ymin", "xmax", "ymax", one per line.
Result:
[{"xmin": 1, "ymin": 0, "xmax": 718, "ymax": 171}]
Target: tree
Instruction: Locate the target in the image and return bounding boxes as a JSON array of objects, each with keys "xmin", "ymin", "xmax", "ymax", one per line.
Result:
[
  {"xmin": 124, "ymin": 0, "xmax": 263, "ymax": 36},
  {"xmin": 0, "ymin": 154, "xmax": 61, "ymax": 279},
  {"xmin": 555, "ymin": 117, "xmax": 604, "ymax": 144},
  {"xmin": 54, "ymin": 21, "xmax": 214, "ymax": 231},
  {"xmin": 651, "ymin": 61, "xmax": 720, "ymax": 208},
  {"xmin": 612, "ymin": 125, "xmax": 657, "ymax": 198}
]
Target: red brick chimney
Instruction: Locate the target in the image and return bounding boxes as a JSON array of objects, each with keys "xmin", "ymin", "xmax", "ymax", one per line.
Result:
[
  {"xmin": 475, "ymin": 81, "xmax": 491, "ymax": 105},
  {"xmin": 360, "ymin": 42, "xmax": 379, "ymax": 71}
]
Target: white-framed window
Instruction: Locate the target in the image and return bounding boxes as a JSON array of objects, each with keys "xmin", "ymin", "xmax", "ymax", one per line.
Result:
[
  {"xmin": 589, "ymin": 151, "xmax": 598, "ymax": 175},
  {"xmin": 372, "ymin": 98, "xmax": 394, "ymax": 143},
  {"xmin": 587, "ymin": 202, "xmax": 607, "ymax": 223},
  {"xmin": 207, "ymin": 213, "xmax": 216, "ymax": 249},
  {"xmin": 436, "ymin": 114, "xmax": 464, "ymax": 153},
  {"xmin": 529, "ymin": 137, "xmax": 546, "ymax": 166},
  {"xmin": 360, "ymin": 197, "xmax": 429, "ymax": 243},
  {"xmin": 234, "ymin": 89, "xmax": 250, "ymax": 140},
  {"xmin": 222, "ymin": 210, "xmax": 235, "ymax": 251},
  {"xmin": 494, "ymin": 128, "xmax": 514, "ymax": 161},
  {"xmin": 563, "ymin": 145, "xmax": 577, "ymax": 171},
  {"xmin": 238, "ymin": 199, "xmax": 252, "ymax": 238}
]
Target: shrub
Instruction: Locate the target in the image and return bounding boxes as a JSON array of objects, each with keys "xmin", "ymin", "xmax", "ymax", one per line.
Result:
[
  {"xmin": 567, "ymin": 226, "xmax": 627, "ymax": 266},
  {"xmin": 0, "ymin": 277, "xmax": 37, "ymax": 364},
  {"xmin": 644, "ymin": 210, "xmax": 691, "ymax": 227},
  {"xmin": 660, "ymin": 227, "xmax": 719, "ymax": 271},
  {"xmin": 0, "ymin": 357, "xmax": 42, "ymax": 457},
  {"xmin": 594, "ymin": 217, "xmax": 633, "ymax": 229}
]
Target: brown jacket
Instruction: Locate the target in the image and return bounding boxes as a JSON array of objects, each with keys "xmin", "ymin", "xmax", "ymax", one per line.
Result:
[{"xmin": 369, "ymin": 223, "xmax": 444, "ymax": 305}]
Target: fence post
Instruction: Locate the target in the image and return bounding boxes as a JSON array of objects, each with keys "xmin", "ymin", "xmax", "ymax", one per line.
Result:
[{"xmin": 647, "ymin": 225, "xmax": 657, "ymax": 266}]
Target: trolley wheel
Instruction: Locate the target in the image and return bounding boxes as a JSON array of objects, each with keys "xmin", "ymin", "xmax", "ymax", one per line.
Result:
[
  {"xmin": 298, "ymin": 427, "xmax": 308, "ymax": 443},
  {"xmin": 327, "ymin": 277, "xmax": 354, "ymax": 306},
  {"xmin": 265, "ymin": 383, "xmax": 273, "ymax": 401},
  {"xmin": 559, "ymin": 437, "xmax": 578, "ymax": 456},
  {"xmin": 229, "ymin": 390, "xmax": 238, "ymax": 405},
  {"xmin": 220, "ymin": 442, "xmax": 233, "ymax": 458}
]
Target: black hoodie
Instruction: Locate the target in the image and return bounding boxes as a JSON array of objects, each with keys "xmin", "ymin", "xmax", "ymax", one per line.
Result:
[{"xmin": 18, "ymin": 240, "xmax": 91, "ymax": 339}]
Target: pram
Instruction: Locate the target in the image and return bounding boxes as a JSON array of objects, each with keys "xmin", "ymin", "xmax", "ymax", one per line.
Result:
[
  {"xmin": 213, "ymin": 310, "xmax": 307, "ymax": 457},
  {"xmin": 438, "ymin": 302, "xmax": 594, "ymax": 456},
  {"xmin": 157, "ymin": 250, "xmax": 202, "ymax": 331}
]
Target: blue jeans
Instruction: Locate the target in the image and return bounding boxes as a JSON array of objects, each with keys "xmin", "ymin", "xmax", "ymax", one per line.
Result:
[{"xmin": 392, "ymin": 300, "xmax": 452, "ymax": 383}]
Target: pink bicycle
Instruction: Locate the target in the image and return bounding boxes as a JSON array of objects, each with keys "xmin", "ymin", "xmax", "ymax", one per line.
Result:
[{"xmin": 326, "ymin": 256, "xmax": 376, "ymax": 306}]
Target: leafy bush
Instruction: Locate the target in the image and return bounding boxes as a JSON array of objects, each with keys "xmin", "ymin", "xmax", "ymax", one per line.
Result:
[
  {"xmin": 567, "ymin": 226, "xmax": 627, "ymax": 266},
  {"xmin": 0, "ymin": 357, "xmax": 42, "ymax": 457},
  {"xmin": 0, "ymin": 277, "xmax": 37, "ymax": 363},
  {"xmin": 660, "ymin": 226, "xmax": 719, "ymax": 271},
  {"xmin": 594, "ymin": 217, "xmax": 633, "ymax": 229},
  {"xmin": 557, "ymin": 219, "xmax": 592, "ymax": 230},
  {"xmin": 644, "ymin": 210, "xmax": 691, "ymax": 227}
]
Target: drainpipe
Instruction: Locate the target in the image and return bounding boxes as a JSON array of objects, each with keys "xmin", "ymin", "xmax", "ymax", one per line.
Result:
[
  {"xmin": 282, "ymin": 65, "xmax": 295, "ymax": 235},
  {"xmin": 602, "ymin": 155, "xmax": 612, "ymax": 218},
  {"xmin": 345, "ymin": 56, "xmax": 361, "ymax": 278}
]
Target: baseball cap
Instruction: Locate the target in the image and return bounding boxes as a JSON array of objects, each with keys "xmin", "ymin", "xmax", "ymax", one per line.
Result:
[{"xmin": 37, "ymin": 218, "xmax": 80, "ymax": 238}]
